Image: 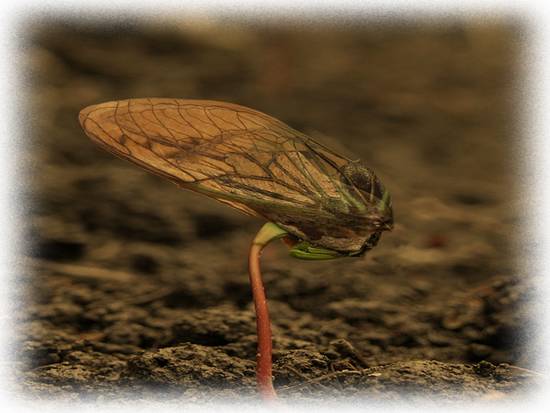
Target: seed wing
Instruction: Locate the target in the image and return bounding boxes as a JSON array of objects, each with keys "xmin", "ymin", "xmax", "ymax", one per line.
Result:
[{"xmin": 79, "ymin": 98, "xmax": 358, "ymax": 223}]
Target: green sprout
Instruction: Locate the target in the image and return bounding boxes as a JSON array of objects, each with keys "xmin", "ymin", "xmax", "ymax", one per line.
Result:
[{"xmin": 79, "ymin": 98, "xmax": 393, "ymax": 400}]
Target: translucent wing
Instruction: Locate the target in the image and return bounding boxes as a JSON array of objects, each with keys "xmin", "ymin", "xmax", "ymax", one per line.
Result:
[{"xmin": 79, "ymin": 98, "xmax": 389, "ymax": 252}]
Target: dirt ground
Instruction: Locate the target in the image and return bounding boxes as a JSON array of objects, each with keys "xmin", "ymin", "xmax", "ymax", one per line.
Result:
[{"xmin": 16, "ymin": 19, "xmax": 542, "ymax": 404}]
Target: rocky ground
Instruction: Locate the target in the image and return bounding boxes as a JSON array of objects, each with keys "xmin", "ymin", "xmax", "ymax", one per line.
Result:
[{"xmin": 14, "ymin": 19, "xmax": 542, "ymax": 405}]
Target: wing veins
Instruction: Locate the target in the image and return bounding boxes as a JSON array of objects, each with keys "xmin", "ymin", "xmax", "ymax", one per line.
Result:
[
  {"xmin": 217, "ymin": 179, "xmax": 312, "ymax": 206},
  {"xmin": 286, "ymin": 139, "xmax": 326, "ymax": 196},
  {"xmin": 175, "ymin": 105, "xmax": 206, "ymax": 139},
  {"xmin": 207, "ymin": 108, "xmax": 243, "ymax": 131}
]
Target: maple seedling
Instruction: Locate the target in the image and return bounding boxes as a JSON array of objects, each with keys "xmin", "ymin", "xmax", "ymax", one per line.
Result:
[{"xmin": 79, "ymin": 98, "xmax": 393, "ymax": 400}]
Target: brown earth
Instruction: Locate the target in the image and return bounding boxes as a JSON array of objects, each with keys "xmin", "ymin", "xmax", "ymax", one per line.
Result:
[{"xmin": 16, "ymin": 19, "xmax": 542, "ymax": 404}]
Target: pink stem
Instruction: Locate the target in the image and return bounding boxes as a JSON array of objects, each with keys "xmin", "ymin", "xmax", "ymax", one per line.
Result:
[
  {"xmin": 248, "ymin": 242, "xmax": 277, "ymax": 400},
  {"xmin": 247, "ymin": 223, "xmax": 287, "ymax": 400}
]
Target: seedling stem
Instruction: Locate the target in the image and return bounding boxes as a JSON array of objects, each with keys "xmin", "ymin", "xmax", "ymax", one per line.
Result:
[{"xmin": 248, "ymin": 222, "xmax": 288, "ymax": 400}]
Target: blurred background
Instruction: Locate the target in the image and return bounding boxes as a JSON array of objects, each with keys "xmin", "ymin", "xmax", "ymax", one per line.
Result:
[{"xmin": 18, "ymin": 17, "xmax": 534, "ymax": 399}]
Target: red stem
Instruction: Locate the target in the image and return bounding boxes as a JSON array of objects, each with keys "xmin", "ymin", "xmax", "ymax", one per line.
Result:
[{"xmin": 248, "ymin": 242, "xmax": 277, "ymax": 400}]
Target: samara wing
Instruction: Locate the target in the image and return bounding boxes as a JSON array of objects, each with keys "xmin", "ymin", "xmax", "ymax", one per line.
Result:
[{"xmin": 79, "ymin": 98, "xmax": 392, "ymax": 253}]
